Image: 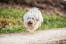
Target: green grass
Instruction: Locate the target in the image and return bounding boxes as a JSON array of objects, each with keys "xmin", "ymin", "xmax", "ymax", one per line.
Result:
[
  {"xmin": 39, "ymin": 14, "xmax": 66, "ymax": 29},
  {"xmin": 0, "ymin": 27, "xmax": 26, "ymax": 33},
  {"xmin": 0, "ymin": 8, "xmax": 66, "ymax": 33},
  {"xmin": 0, "ymin": 8, "xmax": 26, "ymax": 18}
]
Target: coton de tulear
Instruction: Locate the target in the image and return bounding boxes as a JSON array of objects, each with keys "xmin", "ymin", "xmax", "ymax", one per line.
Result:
[{"xmin": 24, "ymin": 7, "xmax": 43, "ymax": 32}]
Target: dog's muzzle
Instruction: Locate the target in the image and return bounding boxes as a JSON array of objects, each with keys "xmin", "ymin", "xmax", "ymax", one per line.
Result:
[
  {"xmin": 28, "ymin": 21, "xmax": 32, "ymax": 24},
  {"xmin": 28, "ymin": 21, "xmax": 33, "ymax": 26}
]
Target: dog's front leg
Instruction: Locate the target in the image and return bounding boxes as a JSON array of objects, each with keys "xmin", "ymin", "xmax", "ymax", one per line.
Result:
[{"xmin": 26, "ymin": 28, "xmax": 33, "ymax": 32}]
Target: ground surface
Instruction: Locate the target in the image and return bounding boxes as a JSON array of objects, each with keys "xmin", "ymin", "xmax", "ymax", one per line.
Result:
[{"xmin": 0, "ymin": 28, "xmax": 66, "ymax": 44}]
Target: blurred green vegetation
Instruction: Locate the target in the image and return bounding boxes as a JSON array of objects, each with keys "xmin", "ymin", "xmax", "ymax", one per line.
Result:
[
  {"xmin": 0, "ymin": 8, "xmax": 26, "ymax": 18},
  {"xmin": 0, "ymin": 8, "xmax": 66, "ymax": 33},
  {"xmin": 40, "ymin": 14, "xmax": 66, "ymax": 29}
]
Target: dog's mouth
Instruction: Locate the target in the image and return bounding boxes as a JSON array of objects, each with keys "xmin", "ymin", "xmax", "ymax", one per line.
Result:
[{"xmin": 27, "ymin": 21, "xmax": 33, "ymax": 26}]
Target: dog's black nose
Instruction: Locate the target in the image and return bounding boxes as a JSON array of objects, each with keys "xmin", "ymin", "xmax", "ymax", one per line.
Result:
[{"xmin": 28, "ymin": 21, "xmax": 32, "ymax": 24}]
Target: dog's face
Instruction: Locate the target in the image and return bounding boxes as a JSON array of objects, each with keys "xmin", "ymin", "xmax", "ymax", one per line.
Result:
[{"xmin": 26, "ymin": 15, "xmax": 39, "ymax": 28}]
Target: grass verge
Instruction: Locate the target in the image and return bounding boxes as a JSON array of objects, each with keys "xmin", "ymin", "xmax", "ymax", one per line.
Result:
[{"xmin": 0, "ymin": 8, "xmax": 66, "ymax": 33}]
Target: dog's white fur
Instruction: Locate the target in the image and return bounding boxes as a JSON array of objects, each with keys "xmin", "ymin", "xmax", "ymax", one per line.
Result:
[{"xmin": 24, "ymin": 7, "xmax": 43, "ymax": 32}]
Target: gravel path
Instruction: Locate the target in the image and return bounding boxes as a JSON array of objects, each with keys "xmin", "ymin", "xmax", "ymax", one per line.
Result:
[{"xmin": 0, "ymin": 28, "xmax": 66, "ymax": 44}]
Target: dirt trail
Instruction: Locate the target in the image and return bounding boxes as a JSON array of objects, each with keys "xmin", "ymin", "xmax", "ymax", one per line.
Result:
[{"xmin": 0, "ymin": 28, "xmax": 66, "ymax": 44}]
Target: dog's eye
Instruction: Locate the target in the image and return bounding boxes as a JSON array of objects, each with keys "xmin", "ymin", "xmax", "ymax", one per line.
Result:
[
  {"xmin": 27, "ymin": 17, "xmax": 30, "ymax": 19},
  {"xmin": 36, "ymin": 19, "xmax": 39, "ymax": 21},
  {"xmin": 32, "ymin": 18, "xmax": 34, "ymax": 19}
]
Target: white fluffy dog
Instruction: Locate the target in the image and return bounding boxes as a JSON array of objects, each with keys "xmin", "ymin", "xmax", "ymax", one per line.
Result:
[{"xmin": 24, "ymin": 7, "xmax": 43, "ymax": 32}]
